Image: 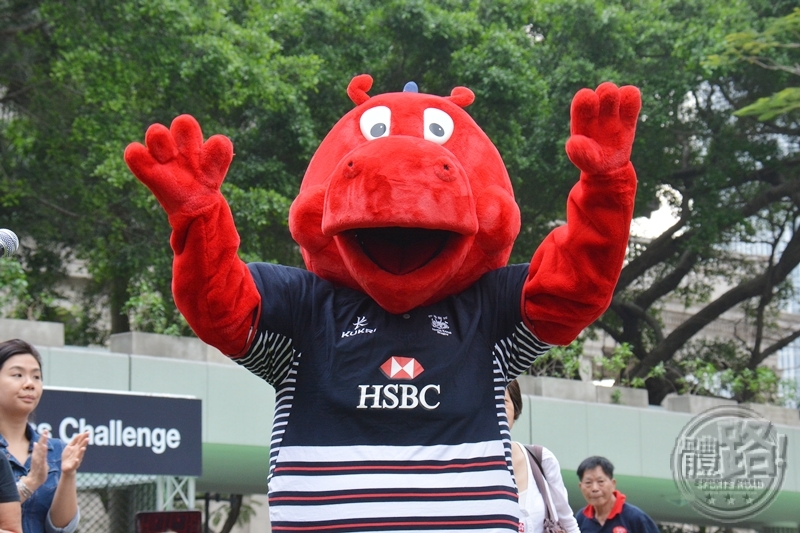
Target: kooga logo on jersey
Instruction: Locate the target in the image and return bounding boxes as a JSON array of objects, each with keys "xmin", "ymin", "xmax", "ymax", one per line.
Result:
[{"xmin": 356, "ymin": 356, "xmax": 440, "ymax": 410}]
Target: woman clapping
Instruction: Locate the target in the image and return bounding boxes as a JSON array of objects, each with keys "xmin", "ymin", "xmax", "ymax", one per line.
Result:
[{"xmin": 0, "ymin": 339, "xmax": 88, "ymax": 533}]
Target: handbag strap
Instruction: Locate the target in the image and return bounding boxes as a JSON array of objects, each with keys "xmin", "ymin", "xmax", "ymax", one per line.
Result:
[{"xmin": 524, "ymin": 444, "xmax": 557, "ymax": 521}]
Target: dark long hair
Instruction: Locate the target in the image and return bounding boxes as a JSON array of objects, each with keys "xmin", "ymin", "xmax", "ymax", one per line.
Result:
[
  {"xmin": 506, "ymin": 379, "xmax": 522, "ymax": 421},
  {"xmin": 0, "ymin": 339, "xmax": 43, "ymax": 373}
]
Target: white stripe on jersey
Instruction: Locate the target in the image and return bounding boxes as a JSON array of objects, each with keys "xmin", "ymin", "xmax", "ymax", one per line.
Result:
[
  {"xmin": 269, "ymin": 469, "xmax": 515, "ymax": 494},
  {"xmin": 274, "ymin": 440, "xmax": 505, "ymax": 464},
  {"xmin": 271, "ymin": 498, "xmax": 520, "ymax": 522}
]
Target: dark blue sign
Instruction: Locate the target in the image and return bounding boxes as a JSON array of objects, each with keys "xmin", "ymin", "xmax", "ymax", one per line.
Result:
[{"xmin": 33, "ymin": 388, "xmax": 202, "ymax": 476}]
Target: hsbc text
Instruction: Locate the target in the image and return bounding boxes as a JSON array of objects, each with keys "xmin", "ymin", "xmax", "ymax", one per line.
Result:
[{"xmin": 356, "ymin": 384, "xmax": 441, "ymax": 410}]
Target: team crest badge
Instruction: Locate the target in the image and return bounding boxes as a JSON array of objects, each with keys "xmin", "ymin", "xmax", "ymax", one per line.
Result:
[{"xmin": 429, "ymin": 314, "xmax": 452, "ymax": 336}]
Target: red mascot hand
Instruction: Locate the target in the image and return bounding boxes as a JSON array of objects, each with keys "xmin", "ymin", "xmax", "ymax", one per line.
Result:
[
  {"xmin": 523, "ymin": 83, "xmax": 640, "ymax": 346},
  {"xmin": 124, "ymin": 115, "xmax": 232, "ymax": 217},
  {"xmin": 565, "ymin": 82, "xmax": 641, "ymax": 175},
  {"xmin": 124, "ymin": 115, "xmax": 260, "ymax": 357}
]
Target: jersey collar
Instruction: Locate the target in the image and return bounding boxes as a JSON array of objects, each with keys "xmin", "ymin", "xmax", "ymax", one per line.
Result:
[{"xmin": 582, "ymin": 490, "xmax": 626, "ymax": 520}]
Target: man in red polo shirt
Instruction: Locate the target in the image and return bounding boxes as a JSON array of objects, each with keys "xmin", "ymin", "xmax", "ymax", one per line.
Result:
[{"xmin": 575, "ymin": 456, "xmax": 659, "ymax": 533}]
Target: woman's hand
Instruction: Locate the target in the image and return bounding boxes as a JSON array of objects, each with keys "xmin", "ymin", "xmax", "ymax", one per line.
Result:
[
  {"xmin": 60, "ymin": 432, "xmax": 89, "ymax": 475},
  {"xmin": 22, "ymin": 431, "xmax": 48, "ymax": 492},
  {"xmin": 49, "ymin": 433, "xmax": 88, "ymax": 528}
]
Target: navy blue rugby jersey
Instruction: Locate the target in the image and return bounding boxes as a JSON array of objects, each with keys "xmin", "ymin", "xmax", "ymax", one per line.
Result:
[{"xmin": 235, "ymin": 262, "xmax": 551, "ymax": 533}]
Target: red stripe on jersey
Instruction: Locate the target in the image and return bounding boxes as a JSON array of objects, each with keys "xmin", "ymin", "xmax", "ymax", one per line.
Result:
[
  {"xmin": 269, "ymin": 489, "xmax": 518, "ymax": 502},
  {"xmin": 275, "ymin": 460, "xmax": 507, "ymax": 472},
  {"xmin": 272, "ymin": 518, "xmax": 521, "ymax": 531}
]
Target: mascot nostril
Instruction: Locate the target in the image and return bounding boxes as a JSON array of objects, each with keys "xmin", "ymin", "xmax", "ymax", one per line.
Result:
[
  {"xmin": 434, "ymin": 159, "xmax": 456, "ymax": 182},
  {"xmin": 343, "ymin": 159, "xmax": 359, "ymax": 179},
  {"xmin": 126, "ymin": 73, "xmax": 641, "ymax": 531}
]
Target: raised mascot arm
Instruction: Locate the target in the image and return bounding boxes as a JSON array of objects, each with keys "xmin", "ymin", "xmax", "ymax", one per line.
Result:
[
  {"xmin": 523, "ymin": 82, "xmax": 641, "ymax": 346},
  {"xmin": 124, "ymin": 115, "xmax": 260, "ymax": 355}
]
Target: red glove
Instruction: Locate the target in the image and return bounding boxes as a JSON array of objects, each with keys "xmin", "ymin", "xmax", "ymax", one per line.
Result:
[
  {"xmin": 523, "ymin": 83, "xmax": 641, "ymax": 345},
  {"xmin": 124, "ymin": 115, "xmax": 260, "ymax": 356}
]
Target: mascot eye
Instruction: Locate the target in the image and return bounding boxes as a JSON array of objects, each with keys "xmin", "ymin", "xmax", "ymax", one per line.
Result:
[
  {"xmin": 423, "ymin": 108, "xmax": 454, "ymax": 144},
  {"xmin": 360, "ymin": 106, "xmax": 391, "ymax": 140}
]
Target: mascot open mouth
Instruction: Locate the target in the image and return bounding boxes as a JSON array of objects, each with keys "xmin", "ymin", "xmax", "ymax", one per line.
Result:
[{"xmin": 349, "ymin": 227, "xmax": 457, "ymax": 275}]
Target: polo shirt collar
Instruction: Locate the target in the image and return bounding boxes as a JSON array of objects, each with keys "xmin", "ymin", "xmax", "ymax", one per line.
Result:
[{"xmin": 582, "ymin": 490, "xmax": 627, "ymax": 520}]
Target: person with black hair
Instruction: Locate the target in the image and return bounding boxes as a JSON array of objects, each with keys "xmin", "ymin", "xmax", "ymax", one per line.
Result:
[
  {"xmin": 0, "ymin": 339, "xmax": 89, "ymax": 533},
  {"xmin": 505, "ymin": 379, "xmax": 579, "ymax": 533},
  {"xmin": 575, "ymin": 456, "xmax": 659, "ymax": 533}
]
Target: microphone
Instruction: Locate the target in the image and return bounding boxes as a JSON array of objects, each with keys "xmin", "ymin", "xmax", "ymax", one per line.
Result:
[{"xmin": 0, "ymin": 229, "xmax": 19, "ymax": 258}]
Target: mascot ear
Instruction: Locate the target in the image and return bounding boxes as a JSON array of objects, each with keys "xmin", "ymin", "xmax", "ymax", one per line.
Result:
[
  {"xmin": 348, "ymin": 74, "xmax": 373, "ymax": 105},
  {"xmin": 448, "ymin": 87, "xmax": 475, "ymax": 108}
]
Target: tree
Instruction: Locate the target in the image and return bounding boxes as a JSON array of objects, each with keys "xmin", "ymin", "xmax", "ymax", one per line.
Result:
[
  {"xmin": 715, "ymin": 7, "xmax": 800, "ymax": 121},
  {"xmin": 562, "ymin": 0, "xmax": 800, "ymax": 404},
  {"xmin": 0, "ymin": 0, "xmax": 577, "ymax": 341},
  {"xmin": 1, "ymin": 0, "xmax": 320, "ymax": 342},
  {"xmin": 3, "ymin": 0, "xmax": 800, "ymax": 408}
]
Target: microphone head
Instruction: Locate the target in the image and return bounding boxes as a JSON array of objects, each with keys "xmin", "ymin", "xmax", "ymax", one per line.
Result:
[{"xmin": 0, "ymin": 229, "xmax": 19, "ymax": 258}]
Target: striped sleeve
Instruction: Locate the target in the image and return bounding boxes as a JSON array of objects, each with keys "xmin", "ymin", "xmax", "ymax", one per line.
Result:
[
  {"xmin": 231, "ymin": 263, "xmax": 319, "ymax": 387},
  {"xmin": 482, "ymin": 264, "xmax": 553, "ymax": 382},
  {"xmin": 234, "ymin": 329, "xmax": 296, "ymax": 387},
  {"xmin": 495, "ymin": 322, "xmax": 552, "ymax": 381}
]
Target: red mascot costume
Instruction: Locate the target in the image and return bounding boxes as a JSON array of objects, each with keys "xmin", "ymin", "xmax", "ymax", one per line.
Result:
[{"xmin": 125, "ymin": 75, "xmax": 640, "ymax": 532}]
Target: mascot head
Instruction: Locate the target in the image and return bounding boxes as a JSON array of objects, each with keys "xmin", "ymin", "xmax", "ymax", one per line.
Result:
[{"xmin": 289, "ymin": 74, "xmax": 520, "ymax": 313}]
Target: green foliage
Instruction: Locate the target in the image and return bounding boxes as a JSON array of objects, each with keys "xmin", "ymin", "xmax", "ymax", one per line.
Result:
[
  {"xmin": 610, "ymin": 389, "xmax": 622, "ymax": 404},
  {"xmin": 579, "ymin": 0, "xmax": 800, "ymax": 404},
  {"xmin": 2, "ymin": 0, "xmax": 321, "ymax": 334},
  {"xmin": 0, "ymin": 257, "xmax": 31, "ymax": 316},
  {"xmin": 529, "ymin": 340, "xmax": 583, "ymax": 379},
  {"xmin": 123, "ymin": 278, "xmax": 191, "ymax": 336},
  {"xmin": 593, "ymin": 343, "xmax": 665, "ymax": 389},
  {"xmin": 707, "ymin": 8, "xmax": 800, "ymax": 121},
  {"xmin": 735, "ymin": 87, "xmax": 800, "ymax": 120},
  {"xmin": 2, "ymin": 0, "xmax": 800, "ymax": 410},
  {"xmin": 676, "ymin": 339, "xmax": 798, "ymax": 406}
]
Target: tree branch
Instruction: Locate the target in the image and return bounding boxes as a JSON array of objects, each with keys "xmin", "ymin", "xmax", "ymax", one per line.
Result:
[
  {"xmin": 631, "ymin": 227, "xmax": 800, "ymax": 377},
  {"xmin": 745, "ymin": 57, "xmax": 800, "ymax": 77},
  {"xmin": 37, "ymin": 197, "xmax": 79, "ymax": 218},
  {"xmin": 610, "ymin": 299, "xmax": 665, "ymax": 344},
  {"xmin": 757, "ymin": 328, "xmax": 800, "ymax": 365},
  {"xmin": 618, "ymin": 172, "xmax": 800, "ymax": 294},
  {"xmin": 219, "ymin": 495, "xmax": 242, "ymax": 533},
  {"xmin": 593, "ymin": 318, "xmax": 625, "ymax": 345},
  {"xmin": 0, "ymin": 20, "xmax": 44, "ymax": 36},
  {"xmin": 633, "ymin": 249, "xmax": 700, "ymax": 310}
]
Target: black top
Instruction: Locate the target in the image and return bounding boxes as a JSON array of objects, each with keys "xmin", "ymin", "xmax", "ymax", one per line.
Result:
[
  {"xmin": 0, "ymin": 454, "xmax": 19, "ymax": 503},
  {"xmin": 234, "ymin": 262, "xmax": 552, "ymax": 532}
]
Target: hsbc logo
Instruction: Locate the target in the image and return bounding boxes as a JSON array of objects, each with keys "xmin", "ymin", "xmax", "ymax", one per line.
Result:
[
  {"xmin": 357, "ymin": 356, "xmax": 440, "ymax": 410},
  {"xmin": 356, "ymin": 384, "xmax": 441, "ymax": 410},
  {"xmin": 380, "ymin": 356, "xmax": 423, "ymax": 379}
]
